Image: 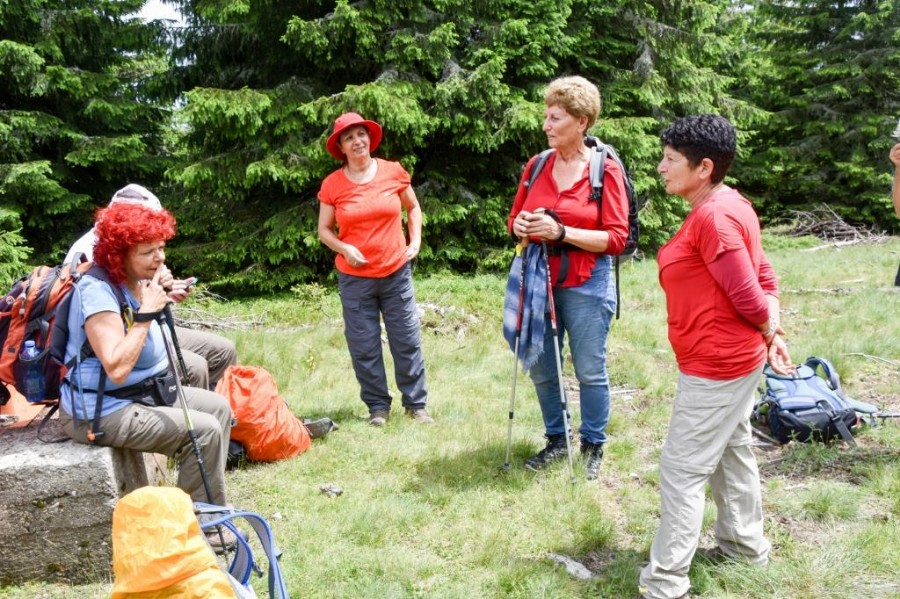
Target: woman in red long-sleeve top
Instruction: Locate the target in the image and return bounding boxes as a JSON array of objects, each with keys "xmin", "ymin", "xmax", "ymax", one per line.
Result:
[
  {"xmin": 638, "ymin": 115, "xmax": 793, "ymax": 599},
  {"xmin": 507, "ymin": 75, "xmax": 629, "ymax": 481}
]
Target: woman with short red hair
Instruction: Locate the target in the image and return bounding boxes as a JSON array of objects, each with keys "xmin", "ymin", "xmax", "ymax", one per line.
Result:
[{"xmin": 59, "ymin": 201, "xmax": 234, "ymax": 551}]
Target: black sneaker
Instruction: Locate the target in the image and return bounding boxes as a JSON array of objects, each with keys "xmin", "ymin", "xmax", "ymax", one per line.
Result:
[
  {"xmin": 303, "ymin": 417, "xmax": 338, "ymax": 439},
  {"xmin": 581, "ymin": 441, "xmax": 604, "ymax": 481},
  {"xmin": 525, "ymin": 435, "xmax": 569, "ymax": 471}
]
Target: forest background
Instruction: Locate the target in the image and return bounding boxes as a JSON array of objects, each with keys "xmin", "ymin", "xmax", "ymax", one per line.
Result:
[{"xmin": 1, "ymin": 0, "xmax": 899, "ymax": 292}]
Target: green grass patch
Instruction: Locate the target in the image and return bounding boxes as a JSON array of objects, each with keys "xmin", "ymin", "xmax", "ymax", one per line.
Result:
[{"xmin": 3, "ymin": 237, "xmax": 899, "ymax": 598}]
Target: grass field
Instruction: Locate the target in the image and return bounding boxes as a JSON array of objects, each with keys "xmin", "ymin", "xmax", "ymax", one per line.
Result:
[{"xmin": 2, "ymin": 235, "xmax": 899, "ymax": 599}]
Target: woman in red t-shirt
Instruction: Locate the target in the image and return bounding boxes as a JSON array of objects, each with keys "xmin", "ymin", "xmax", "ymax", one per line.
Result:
[
  {"xmin": 638, "ymin": 115, "xmax": 793, "ymax": 599},
  {"xmin": 317, "ymin": 112, "xmax": 431, "ymax": 427}
]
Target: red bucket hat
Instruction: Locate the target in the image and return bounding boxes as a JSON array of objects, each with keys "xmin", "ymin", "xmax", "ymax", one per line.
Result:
[{"xmin": 326, "ymin": 112, "xmax": 383, "ymax": 161}]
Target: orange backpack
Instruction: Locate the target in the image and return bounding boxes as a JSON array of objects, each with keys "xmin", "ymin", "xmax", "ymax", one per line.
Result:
[{"xmin": 215, "ymin": 365, "xmax": 310, "ymax": 462}]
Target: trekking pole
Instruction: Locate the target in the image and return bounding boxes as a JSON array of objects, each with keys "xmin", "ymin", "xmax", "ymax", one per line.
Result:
[
  {"xmin": 160, "ymin": 303, "xmax": 190, "ymax": 383},
  {"xmin": 158, "ymin": 304, "xmax": 215, "ymax": 503},
  {"xmin": 541, "ymin": 240, "xmax": 576, "ymax": 484},
  {"xmin": 502, "ymin": 240, "xmax": 529, "ymax": 471},
  {"xmin": 157, "ymin": 304, "xmax": 231, "ymax": 553}
]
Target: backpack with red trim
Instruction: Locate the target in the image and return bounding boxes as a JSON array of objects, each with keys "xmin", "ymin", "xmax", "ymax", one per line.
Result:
[{"xmin": 0, "ymin": 257, "xmax": 93, "ymax": 409}]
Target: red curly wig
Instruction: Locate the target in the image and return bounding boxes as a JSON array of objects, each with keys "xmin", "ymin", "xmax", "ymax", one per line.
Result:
[{"xmin": 93, "ymin": 202, "xmax": 176, "ymax": 284}]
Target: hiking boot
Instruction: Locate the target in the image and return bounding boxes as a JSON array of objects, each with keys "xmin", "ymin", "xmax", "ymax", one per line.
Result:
[
  {"xmin": 405, "ymin": 407, "xmax": 434, "ymax": 424},
  {"xmin": 636, "ymin": 589, "xmax": 690, "ymax": 599},
  {"xmin": 204, "ymin": 526, "xmax": 248, "ymax": 555},
  {"xmin": 524, "ymin": 434, "xmax": 569, "ymax": 471},
  {"xmin": 581, "ymin": 441, "xmax": 604, "ymax": 481},
  {"xmin": 303, "ymin": 417, "xmax": 338, "ymax": 439},
  {"xmin": 696, "ymin": 546, "xmax": 729, "ymax": 563},
  {"xmin": 369, "ymin": 411, "xmax": 389, "ymax": 427}
]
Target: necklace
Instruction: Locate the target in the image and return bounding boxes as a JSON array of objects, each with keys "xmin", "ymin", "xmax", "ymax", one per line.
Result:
[{"xmin": 345, "ymin": 158, "xmax": 375, "ymax": 178}]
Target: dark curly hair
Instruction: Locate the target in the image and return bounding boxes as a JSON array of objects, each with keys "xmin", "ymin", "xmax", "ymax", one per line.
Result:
[
  {"xmin": 93, "ymin": 202, "xmax": 176, "ymax": 284},
  {"xmin": 660, "ymin": 115, "xmax": 736, "ymax": 184}
]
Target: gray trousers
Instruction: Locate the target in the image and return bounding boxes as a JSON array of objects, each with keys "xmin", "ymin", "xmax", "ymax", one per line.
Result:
[
  {"xmin": 639, "ymin": 366, "xmax": 770, "ymax": 599},
  {"xmin": 338, "ymin": 263, "xmax": 428, "ymax": 414},
  {"xmin": 174, "ymin": 326, "xmax": 238, "ymax": 390},
  {"xmin": 61, "ymin": 386, "xmax": 232, "ymax": 505}
]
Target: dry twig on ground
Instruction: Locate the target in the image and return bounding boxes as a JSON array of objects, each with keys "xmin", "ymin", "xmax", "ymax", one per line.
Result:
[{"xmin": 172, "ymin": 306, "xmax": 263, "ymax": 331}]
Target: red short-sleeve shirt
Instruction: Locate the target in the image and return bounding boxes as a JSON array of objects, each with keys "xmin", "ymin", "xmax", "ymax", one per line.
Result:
[{"xmin": 318, "ymin": 159, "xmax": 411, "ymax": 278}]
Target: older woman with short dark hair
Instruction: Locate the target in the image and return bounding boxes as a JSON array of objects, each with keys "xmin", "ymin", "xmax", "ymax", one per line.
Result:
[
  {"xmin": 507, "ymin": 75, "xmax": 630, "ymax": 480},
  {"xmin": 638, "ymin": 115, "xmax": 793, "ymax": 599}
]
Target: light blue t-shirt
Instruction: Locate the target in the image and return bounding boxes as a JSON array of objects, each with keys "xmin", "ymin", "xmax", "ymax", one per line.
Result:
[{"xmin": 60, "ymin": 274, "xmax": 168, "ymax": 419}]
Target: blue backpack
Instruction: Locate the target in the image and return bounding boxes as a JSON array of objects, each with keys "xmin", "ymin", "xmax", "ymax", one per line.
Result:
[
  {"xmin": 755, "ymin": 356, "xmax": 859, "ymax": 446},
  {"xmin": 195, "ymin": 503, "xmax": 290, "ymax": 598}
]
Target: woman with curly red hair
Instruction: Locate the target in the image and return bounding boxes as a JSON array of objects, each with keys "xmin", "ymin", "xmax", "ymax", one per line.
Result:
[{"xmin": 59, "ymin": 201, "xmax": 234, "ymax": 551}]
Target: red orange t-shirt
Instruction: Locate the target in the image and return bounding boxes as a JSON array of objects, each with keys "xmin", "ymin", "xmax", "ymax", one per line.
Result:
[
  {"xmin": 657, "ymin": 187, "xmax": 774, "ymax": 379},
  {"xmin": 318, "ymin": 158, "xmax": 412, "ymax": 278}
]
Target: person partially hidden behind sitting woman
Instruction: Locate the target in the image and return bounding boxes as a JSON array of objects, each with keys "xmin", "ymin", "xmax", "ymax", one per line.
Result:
[{"xmin": 58, "ymin": 201, "xmax": 235, "ymax": 552}]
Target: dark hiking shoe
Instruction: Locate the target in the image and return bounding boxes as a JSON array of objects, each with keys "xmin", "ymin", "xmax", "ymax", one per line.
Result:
[
  {"xmin": 581, "ymin": 441, "xmax": 604, "ymax": 481},
  {"xmin": 303, "ymin": 417, "xmax": 338, "ymax": 439},
  {"xmin": 405, "ymin": 407, "xmax": 434, "ymax": 424},
  {"xmin": 204, "ymin": 525, "xmax": 249, "ymax": 555},
  {"xmin": 524, "ymin": 435, "xmax": 568, "ymax": 471},
  {"xmin": 369, "ymin": 411, "xmax": 389, "ymax": 427}
]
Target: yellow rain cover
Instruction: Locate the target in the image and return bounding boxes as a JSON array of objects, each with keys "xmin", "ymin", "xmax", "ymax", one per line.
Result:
[{"xmin": 110, "ymin": 486, "xmax": 237, "ymax": 599}]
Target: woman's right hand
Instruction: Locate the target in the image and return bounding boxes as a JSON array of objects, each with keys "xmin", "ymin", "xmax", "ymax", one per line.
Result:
[
  {"xmin": 512, "ymin": 210, "xmax": 532, "ymax": 240},
  {"xmin": 342, "ymin": 245, "xmax": 369, "ymax": 269},
  {"xmin": 138, "ymin": 267, "xmax": 171, "ymax": 315}
]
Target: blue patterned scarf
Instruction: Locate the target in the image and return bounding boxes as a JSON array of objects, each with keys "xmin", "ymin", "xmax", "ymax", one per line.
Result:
[{"xmin": 502, "ymin": 243, "xmax": 548, "ymax": 371}]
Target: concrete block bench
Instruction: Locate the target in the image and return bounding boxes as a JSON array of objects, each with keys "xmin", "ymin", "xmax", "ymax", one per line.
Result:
[{"xmin": 0, "ymin": 415, "xmax": 169, "ymax": 585}]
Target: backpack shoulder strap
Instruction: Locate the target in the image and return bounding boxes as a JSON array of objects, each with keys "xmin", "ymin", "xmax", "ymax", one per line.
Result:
[
  {"xmin": 64, "ymin": 265, "xmax": 130, "ymax": 442},
  {"xmin": 588, "ymin": 143, "xmax": 608, "ymax": 203},
  {"xmin": 804, "ymin": 356, "xmax": 841, "ymax": 393},
  {"xmin": 195, "ymin": 503, "xmax": 289, "ymax": 599},
  {"xmin": 585, "ymin": 136, "xmax": 625, "ymax": 318},
  {"xmin": 524, "ymin": 149, "xmax": 555, "ymax": 192}
]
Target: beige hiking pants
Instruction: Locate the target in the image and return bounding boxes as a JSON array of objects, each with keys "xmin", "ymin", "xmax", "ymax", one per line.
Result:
[{"xmin": 639, "ymin": 366, "xmax": 770, "ymax": 599}]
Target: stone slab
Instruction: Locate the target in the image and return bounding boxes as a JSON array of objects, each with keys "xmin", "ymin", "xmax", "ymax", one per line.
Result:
[{"xmin": 0, "ymin": 416, "xmax": 169, "ymax": 585}]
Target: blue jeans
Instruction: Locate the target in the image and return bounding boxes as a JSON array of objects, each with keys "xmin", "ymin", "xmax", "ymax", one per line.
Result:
[
  {"xmin": 528, "ymin": 255, "xmax": 616, "ymax": 444},
  {"xmin": 338, "ymin": 263, "xmax": 428, "ymax": 414}
]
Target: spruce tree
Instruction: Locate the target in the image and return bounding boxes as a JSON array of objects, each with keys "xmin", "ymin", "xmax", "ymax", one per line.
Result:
[{"xmin": 0, "ymin": 0, "xmax": 171, "ymax": 262}]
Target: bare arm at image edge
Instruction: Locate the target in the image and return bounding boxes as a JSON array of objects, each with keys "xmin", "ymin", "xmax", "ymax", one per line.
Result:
[{"xmin": 890, "ymin": 143, "xmax": 900, "ymax": 218}]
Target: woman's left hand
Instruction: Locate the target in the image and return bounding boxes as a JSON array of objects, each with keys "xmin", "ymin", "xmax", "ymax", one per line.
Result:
[
  {"xmin": 167, "ymin": 278, "xmax": 194, "ymax": 303},
  {"xmin": 405, "ymin": 243, "xmax": 420, "ymax": 260},
  {"xmin": 766, "ymin": 334, "xmax": 795, "ymax": 375},
  {"xmin": 520, "ymin": 210, "xmax": 563, "ymax": 241}
]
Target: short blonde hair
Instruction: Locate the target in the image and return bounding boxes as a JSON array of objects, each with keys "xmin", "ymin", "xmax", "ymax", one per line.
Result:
[{"xmin": 544, "ymin": 76, "xmax": 602, "ymax": 130}]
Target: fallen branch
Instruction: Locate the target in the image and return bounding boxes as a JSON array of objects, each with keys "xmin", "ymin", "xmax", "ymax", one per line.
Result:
[
  {"xmin": 611, "ymin": 388, "xmax": 640, "ymax": 396},
  {"xmin": 802, "ymin": 239, "xmax": 871, "ymax": 252},
  {"xmin": 172, "ymin": 306, "xmax": 264, "ymax": 331},
  {"xmin": 781, "ymin": 203, "xmax": 887, "ymax": 245},
  {"xmin": 752, "ymin": 426, "xmax": 781, "ymax": 446},
  {"xmin": 783, "ymin": 287, "xmax": 854, "ymax": 295},
  {"xmin": 842, "ymin": 353, "xmax": 900, "ymax": 368}
]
